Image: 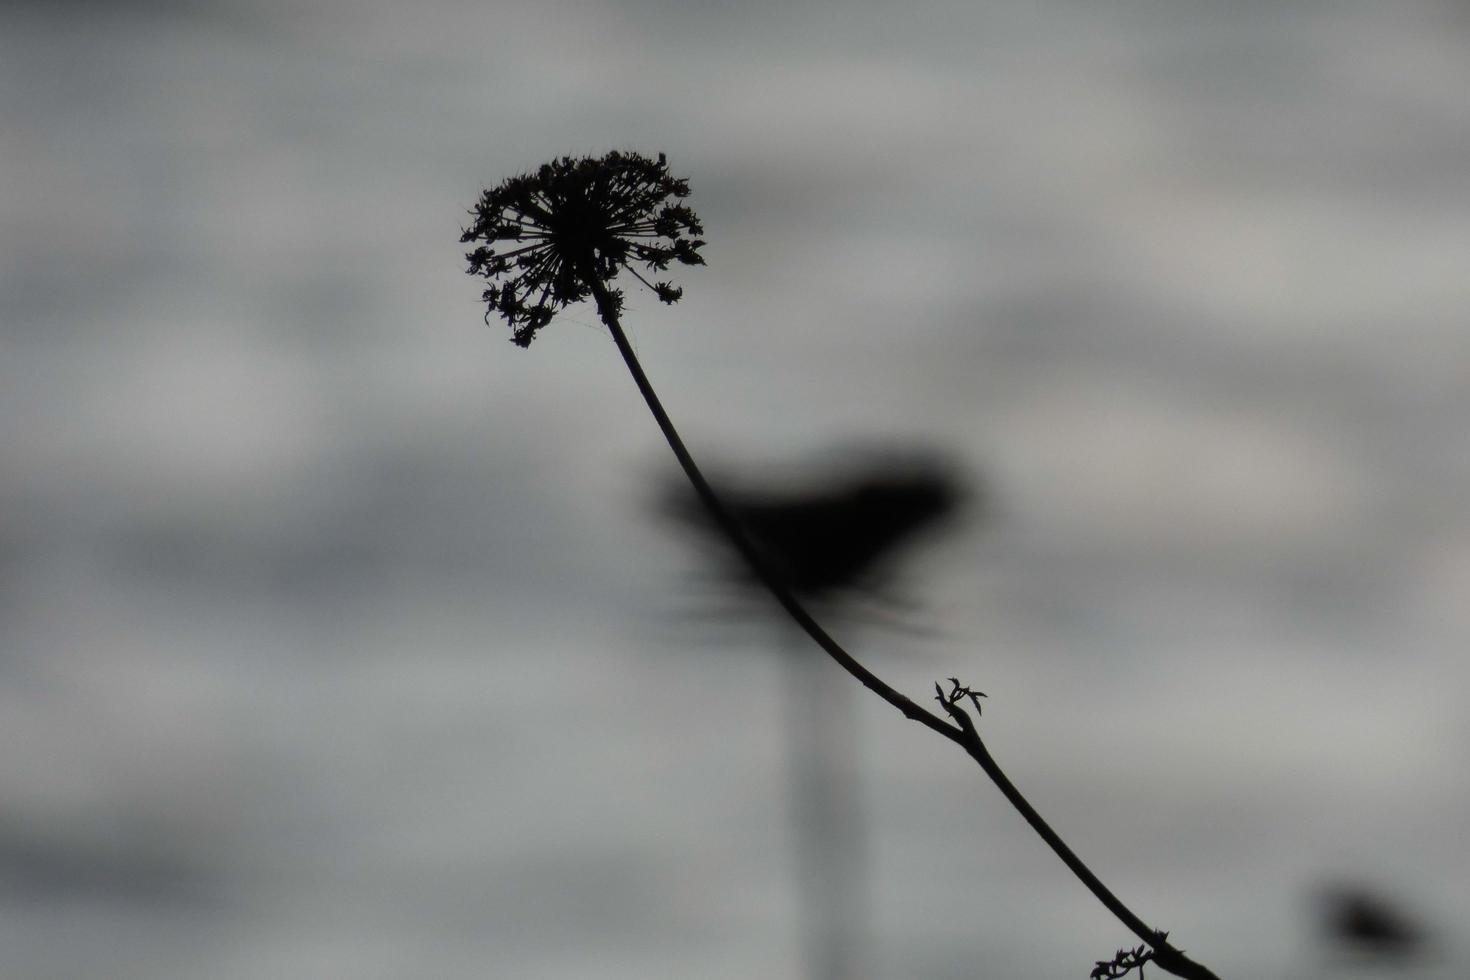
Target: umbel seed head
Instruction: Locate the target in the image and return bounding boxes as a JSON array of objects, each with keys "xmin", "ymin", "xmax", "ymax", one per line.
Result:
[{"xmin": 461, "ymin": 151, "xmax": 706, "ymax": 347}]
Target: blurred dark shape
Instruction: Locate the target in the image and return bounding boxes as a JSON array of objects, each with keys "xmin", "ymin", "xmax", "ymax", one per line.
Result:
[
  {"xmin": 653, "ymin": 446, "xmax": 973, "ymax": 980},
  {"xmin": 660, "ymin": 449, "xmax": 971, "ymax": 602},
  {"xmin": 1318, "ymin": 883, "xmax": 1427, "ymax": 960},
  {"xmin": 0, "ymin": 821, "xmax": 212, "ymax": 907}
]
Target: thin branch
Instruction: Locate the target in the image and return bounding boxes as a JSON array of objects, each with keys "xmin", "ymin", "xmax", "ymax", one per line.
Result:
[
  {"xmin": 934, "ymin": 689, "xmax": 1218, "ymax": 980},
  {"xmin": 583, "ymin": 264, "xmax": 1220, "ymax": 980},
  {"xmin": 583, "ymin": 270, "xmax": 955, "ymax": 742}
]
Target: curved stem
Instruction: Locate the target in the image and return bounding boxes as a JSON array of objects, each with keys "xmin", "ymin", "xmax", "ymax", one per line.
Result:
[
  {"xmin": 938, "ymin": 703, "xmax": 1221, "ymax": 980},
  {"xmin": 582, "ymin": 272, "xmax": 1219, "ymax": 980},
  {"xmin": 583, "ymin": 274, "xmax": 954, "ymax": 743}
]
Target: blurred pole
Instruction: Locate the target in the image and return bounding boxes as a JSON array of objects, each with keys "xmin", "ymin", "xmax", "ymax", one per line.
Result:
[{"xmin": 782, "ymin": 624, "xmax": 870, "ymax": 980}]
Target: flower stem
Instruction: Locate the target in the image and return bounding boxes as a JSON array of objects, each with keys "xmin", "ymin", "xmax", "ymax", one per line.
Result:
[
  {"xmin": 581, "ymin": 270, "xmax": 1220, "ymax": 980},
  {"xmin": 581, "ymin": 272, "xmax": 951, "ymax": 740}
]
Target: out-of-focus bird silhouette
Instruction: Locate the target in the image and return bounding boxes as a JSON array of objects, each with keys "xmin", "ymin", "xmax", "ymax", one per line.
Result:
[{"xmin": 659, "ymin": 450, "xmax": 970, "ymax": 603}]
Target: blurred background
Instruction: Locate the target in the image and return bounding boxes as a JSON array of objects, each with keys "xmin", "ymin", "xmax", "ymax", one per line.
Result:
[{"xmin": 4, "ymin": 0, "xmax": 1470, "ymax": 977}]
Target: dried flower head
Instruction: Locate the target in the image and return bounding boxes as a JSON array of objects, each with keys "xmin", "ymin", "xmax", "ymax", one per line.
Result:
[{"xmin": 461, "ymin": 150, "xmax": 706, "ymax": 347}]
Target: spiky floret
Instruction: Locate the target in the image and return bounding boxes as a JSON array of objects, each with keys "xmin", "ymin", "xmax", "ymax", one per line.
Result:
[{"xmin": 461, "ymin": 151, "xmax": 705, "ymax": 347}]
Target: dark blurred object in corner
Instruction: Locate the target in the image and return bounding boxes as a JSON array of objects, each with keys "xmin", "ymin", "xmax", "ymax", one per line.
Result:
[{"xmin": 1318, "ymin": 883, "xmax": 1427, "ymax": 961}]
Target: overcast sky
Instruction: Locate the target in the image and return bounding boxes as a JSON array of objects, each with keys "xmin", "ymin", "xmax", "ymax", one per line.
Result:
[{"xmin": 4, "ymin": 1, "xmax": 1470, "ymax": 977}]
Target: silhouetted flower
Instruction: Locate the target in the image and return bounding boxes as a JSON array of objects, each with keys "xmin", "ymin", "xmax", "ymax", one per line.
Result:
[{"xmin": 461, "ymin": 151, "xmax": 705, "ymax": 347}]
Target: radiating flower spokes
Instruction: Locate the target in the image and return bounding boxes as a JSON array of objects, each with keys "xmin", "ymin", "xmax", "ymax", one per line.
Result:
[{"xmin": 461, "ymin": 151, "xmax": 705, "ymax": 347}]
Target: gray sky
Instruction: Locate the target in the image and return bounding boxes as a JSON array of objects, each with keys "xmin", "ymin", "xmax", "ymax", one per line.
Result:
[{"xmin": 4, "ymin": 1, "xmax": 1470, "ymax": 977}]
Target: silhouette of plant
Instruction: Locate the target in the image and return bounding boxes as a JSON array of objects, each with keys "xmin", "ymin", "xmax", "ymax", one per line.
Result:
[
  {"xmin": 462, "ymin": 150, "xmax": 1222, "ymax": 980},
  {"xmin": 935, "ymin": 676, "xmax": 988, "ymax": 716},
  {"xmin": 1091, "ymin": 942, "xmax": 1157, "ymax": 979},
  {"xmin": 462, "ymin": 151, "xmax": 703, "ymax": 348}
]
